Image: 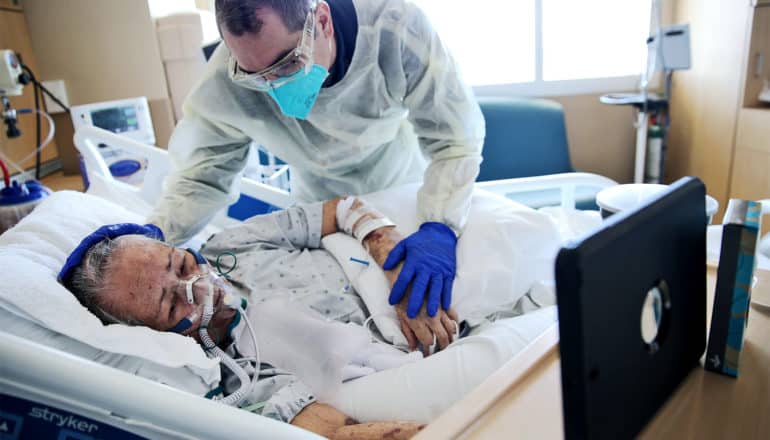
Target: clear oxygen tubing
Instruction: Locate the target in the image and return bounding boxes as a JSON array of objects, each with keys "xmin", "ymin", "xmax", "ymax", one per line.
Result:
[
  {"xmin": 0, "ymin": 108, "xmax": 55, "ymax": 181},
  {"xmin": 176, "ymin": 249, "xmax": 261, "ymax": 407}
]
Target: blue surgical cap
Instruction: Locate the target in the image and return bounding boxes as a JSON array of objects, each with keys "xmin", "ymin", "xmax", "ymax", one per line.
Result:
[{"xmin": 58, "ymin": 223, "xmax": 164, "ymax": 286}]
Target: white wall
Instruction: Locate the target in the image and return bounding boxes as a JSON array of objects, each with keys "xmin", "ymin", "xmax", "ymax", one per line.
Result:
[
  {"xmin": 23, "ymin": 0, "xmax": 169, "ymax": 105},
  {"xmin": 23, "ymin": 0, "xmax": 176, "ymax": 155},
  {"xmin": 148, "ymin": 0, "xmax": 197, "ymax": 19}
]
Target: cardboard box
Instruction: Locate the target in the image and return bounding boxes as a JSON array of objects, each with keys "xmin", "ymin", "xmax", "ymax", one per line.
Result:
[{"xmin": 705, "ymin": 199, "xmax": 761, "ymax": 377}]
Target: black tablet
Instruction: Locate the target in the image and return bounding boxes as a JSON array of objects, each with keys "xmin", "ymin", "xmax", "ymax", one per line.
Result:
[{"xmin": 556, "ymin": 176, "xmax": 707, "ymax": 439}]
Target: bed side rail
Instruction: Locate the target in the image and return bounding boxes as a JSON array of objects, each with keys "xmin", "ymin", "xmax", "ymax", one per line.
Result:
[
  {"xmin": 476, "ymin": 172, "xmax": 618, "ymax": 209},
  {"xmin": 0, "ymin": 331, "xmax": 320, "ymax": 440},
  {"xmin": 73, "ymin": 126, "xmax": 293, "ymax": 210}
]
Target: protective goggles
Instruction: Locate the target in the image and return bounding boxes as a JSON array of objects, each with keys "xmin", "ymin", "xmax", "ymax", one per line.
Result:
[{"xmin": 228, "ymin": 7, "xmax": 317, "ymax": 92}]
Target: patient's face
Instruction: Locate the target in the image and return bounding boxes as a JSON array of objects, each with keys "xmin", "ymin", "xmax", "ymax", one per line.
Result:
[{"xmin": 100, "ymin": 236, "xmax": 234, "ymax": 336}]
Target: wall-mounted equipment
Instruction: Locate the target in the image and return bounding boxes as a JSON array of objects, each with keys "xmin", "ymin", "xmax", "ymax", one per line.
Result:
[{"xmin": 71, "ymin": 97, "xmax": 155, "ymax": 186}]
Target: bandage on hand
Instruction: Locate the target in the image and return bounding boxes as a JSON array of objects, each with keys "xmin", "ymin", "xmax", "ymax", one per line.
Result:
[{"xmin": 335, "ymin": 197, "xmax": 395, "ymax": 243}]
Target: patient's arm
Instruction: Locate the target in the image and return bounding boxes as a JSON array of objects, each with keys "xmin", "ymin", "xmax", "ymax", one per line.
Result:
[
  {"xmin": 291, "ymin": 402, "xmax": 423, "ymax": 439},
  {"xmin": 331, "ymin": 197, "xmax": 458, "ymax": 355},
  {"xmin": 291, "ymin": 402, "xmax": 355, "ymax": 438},
  {"xmin": 331, "ymin": 421, "xmax": 424, "ymax": 440},
  {"xmin": 322, "ymin": 198, "xmax": 343, "ymax": 237}
]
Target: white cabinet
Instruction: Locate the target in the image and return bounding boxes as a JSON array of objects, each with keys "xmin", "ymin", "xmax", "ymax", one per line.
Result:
[{"xmin": 668, "ymin": 0, "xmax": 770, "ymax": 219}]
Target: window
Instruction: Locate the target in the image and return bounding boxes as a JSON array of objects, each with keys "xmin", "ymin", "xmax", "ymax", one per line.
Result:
[
  {"xmin": 411, "ymin": 0, "xmax": 652, "ymax": 95},
  {"xmin": 412, "ymin": 0, "xmax": 536, "ymax": 85},
  {"xmin": 543, "ymin": 0, "xmax": 652, "ymax": 81}
]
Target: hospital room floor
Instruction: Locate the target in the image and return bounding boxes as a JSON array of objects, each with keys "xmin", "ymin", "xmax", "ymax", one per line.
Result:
[{"xmin": 40, "ymin": 171, "xmax": 84, "ymax": 192}]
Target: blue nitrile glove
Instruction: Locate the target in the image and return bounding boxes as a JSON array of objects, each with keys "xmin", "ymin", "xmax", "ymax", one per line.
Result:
[{"xmin": 382, "ymin": 222, "xmax": 457, "ymax": 318}]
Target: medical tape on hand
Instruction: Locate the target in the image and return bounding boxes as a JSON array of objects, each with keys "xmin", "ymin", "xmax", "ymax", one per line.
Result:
[
  {"xmin": 335, "ymin": 197, "xmax": 358, "ymax": 235},
  {"xmin": 343, "ymin": 207, "xmax": 371, "ymax": 234},
  {"xmin": 336, "ymin": 196, "xmax": 395, "ymax": 241},
  {"xmin": 354, "ymin": 217, "xmax": 395, "ymax": 244}
]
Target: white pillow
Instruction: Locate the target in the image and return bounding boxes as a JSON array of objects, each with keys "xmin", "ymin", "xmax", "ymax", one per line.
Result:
[
  {"xmin": 322, "ymin": 184, "xmax": 563, "ymax": 344},
  {"xmin": 0, "ymin": 191, "xmax": 219, "ymax": 393}
]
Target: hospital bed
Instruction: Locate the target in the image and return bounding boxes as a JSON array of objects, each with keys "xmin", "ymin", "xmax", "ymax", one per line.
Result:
[{"xmin": 0, "ymin": 126, "xmax": 617, "ymax": 439}]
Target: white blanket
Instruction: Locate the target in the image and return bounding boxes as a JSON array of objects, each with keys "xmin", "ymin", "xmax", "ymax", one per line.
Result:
[{"xmin": 332, "ymin": 306, "xmax": 558, "ymax": 423}]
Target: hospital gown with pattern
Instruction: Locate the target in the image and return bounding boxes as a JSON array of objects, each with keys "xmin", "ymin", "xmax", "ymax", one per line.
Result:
[
  {"xmin": 200, "ymin": 202, "xmax": 366, "ymax": 422},
  {"xmin": 199, "ymin": 202, "xmax": 543, "ymax": 422}
]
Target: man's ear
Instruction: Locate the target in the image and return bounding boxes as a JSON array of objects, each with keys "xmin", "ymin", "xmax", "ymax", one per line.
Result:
[{"xmin": 316, "ymin": 1, "xmax": 334, "ymax": 39}]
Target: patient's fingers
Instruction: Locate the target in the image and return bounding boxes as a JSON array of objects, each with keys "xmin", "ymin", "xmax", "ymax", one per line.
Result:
[
  {"xmin": 440, "ymin": 313, "xmax": 457, "ymax": 343},
  {"xmin": 446, "ymin": 307, "xmax": 459, "ymax": 322},
  {"xmin": 399, "ymin": 317, "xmax": 418, "ymax": 351},
  {"xmin": 428, "ymin": 316, "xmax": 450, "ymax": 351},
  {"xmin": 409, "ymin": 319, "xmax": 434, "ymax": 357}
]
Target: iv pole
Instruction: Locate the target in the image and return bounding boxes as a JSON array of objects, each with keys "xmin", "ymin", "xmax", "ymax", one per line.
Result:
[{"xmin": 600, "ymin": 0, "xmax": 689, "ymax": 184}]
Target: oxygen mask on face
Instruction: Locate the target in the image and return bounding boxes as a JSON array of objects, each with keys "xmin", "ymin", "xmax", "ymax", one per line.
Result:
[
  {"xmin": 166, "ymin": 248, "xmax": 259, "ymax": 407},
  {"xmin": 168, "ymin": 250, "xmax": 242, "ymax": 334}
]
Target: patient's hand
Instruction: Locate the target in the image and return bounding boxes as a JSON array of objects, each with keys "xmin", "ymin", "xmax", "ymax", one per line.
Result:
[
  {"xmin": 398, "ymin": 306, "xmax": 459, "ymax": 356},
  {"xmin": 392, "ymin": 281, "xmax": 459, "ymax": 356},
  {"xmin": 292, "ymin": 402, "xmax": 424, "ymax": 439},
  {"xmin": 384, "ymin": 260, "xmax": 458, "ymax": 356},
  {"xmin": 292, "ymin": 402, "xmax": 358, "ymax": 439},
  {"xmin": 364, "ymin": 227, "xmax": 459, "ymax": 355},
  {"xmin": 331, "ymin": 421, "xmax": 424, "ymax": 440}
]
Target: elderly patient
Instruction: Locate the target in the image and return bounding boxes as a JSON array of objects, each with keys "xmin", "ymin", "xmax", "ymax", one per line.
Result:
[{"xmin": 59, "ymin": 196, "xmax": 460, "ymax": 440}]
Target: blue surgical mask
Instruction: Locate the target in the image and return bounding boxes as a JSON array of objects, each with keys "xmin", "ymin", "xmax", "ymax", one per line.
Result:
[{"xmin": 266, "ymin": 64, "xmax": 329, "ymax": 120}]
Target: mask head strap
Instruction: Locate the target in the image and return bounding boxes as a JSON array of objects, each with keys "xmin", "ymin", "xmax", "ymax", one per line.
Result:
[
  {"xmin": 185, "ymin": 248, "xmax": 208, "ymax": 265},
  {"xmin": 58, "ymin": 223, "xmax": 164, "ymax": 287}
]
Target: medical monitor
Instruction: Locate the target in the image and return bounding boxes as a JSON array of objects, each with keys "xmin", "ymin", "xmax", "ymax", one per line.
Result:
[
  {"xmin": 556, "ymin": 176, "xmax": 706, "ymax": 439},
  {"xmin": 71, "ymin": 97, "xmax": 155, "ymax": 145}
]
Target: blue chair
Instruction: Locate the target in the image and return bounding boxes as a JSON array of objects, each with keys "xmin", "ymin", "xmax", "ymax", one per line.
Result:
[{"xmin": 476, "ymin": 96, "xmax": 599, "ymax": 209}]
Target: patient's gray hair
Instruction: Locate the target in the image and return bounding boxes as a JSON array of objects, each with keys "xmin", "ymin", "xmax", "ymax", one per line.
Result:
[
  {"xmin": 215, "ymin": 0, "xmax": 314, "ymax": 36},
  {"xmin": 68, "ymin": 237, "xmax": 143, "ymax": 326}
]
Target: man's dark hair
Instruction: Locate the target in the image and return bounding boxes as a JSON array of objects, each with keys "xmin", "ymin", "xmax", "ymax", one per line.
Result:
[{"xmin": 215, "ymin": 0, "xmax": 314, "ymax": 36}]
